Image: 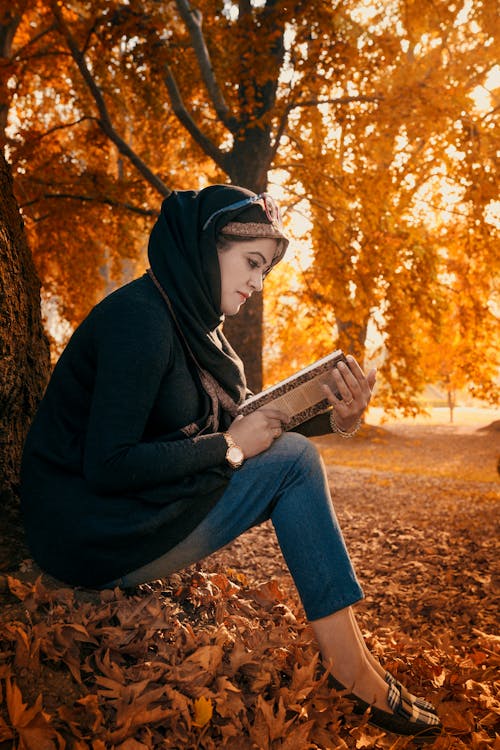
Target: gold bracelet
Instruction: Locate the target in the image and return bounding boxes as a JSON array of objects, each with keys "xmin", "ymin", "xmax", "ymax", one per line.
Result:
[{"xmin": 329, "ymin": 410, "xmax": 362, "ymax": 438}]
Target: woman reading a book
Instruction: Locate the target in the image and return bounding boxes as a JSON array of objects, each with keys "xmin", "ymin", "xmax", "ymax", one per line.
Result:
[{"xmin": 21, "ymin": 185, "xmax": 441, "ymax": 740}]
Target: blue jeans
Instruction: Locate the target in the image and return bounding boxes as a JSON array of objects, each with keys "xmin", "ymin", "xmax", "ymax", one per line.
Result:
[{"xmin": 107, "ymin": 432, "xmax": 363, "ymax": 621}]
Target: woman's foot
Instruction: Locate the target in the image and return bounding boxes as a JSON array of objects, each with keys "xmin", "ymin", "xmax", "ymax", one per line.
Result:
[
  {"xmin": 323, "ymin": 663, "xmax": 442, "ymax": 741},
  {"xmin": 348, "ymin": 608, "xmax": 438, "ymax": 714},
  {"xmin": 311, "ymin": 606, "xmax": 441, "ymax": 740}
]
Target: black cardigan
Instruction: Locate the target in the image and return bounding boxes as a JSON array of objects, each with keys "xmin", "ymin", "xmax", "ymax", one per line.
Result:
[
  {"xmin": 20, "ymin": 275, "xmax": 233, "ymax": 586},
  {"xmin": 20, "ymin": 274, "xmax": 333, "ymax": 587}
]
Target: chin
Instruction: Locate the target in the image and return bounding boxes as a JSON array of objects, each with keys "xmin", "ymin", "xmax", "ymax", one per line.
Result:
[{"xmin": 221, "ymin": 299, "xmax": 243, "ymax": 316}]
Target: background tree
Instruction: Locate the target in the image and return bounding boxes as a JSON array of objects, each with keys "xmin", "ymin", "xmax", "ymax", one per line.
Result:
[
  {"xmin": 2, "ymin": 0, "xmax": 498, "ymax": 400},
  {"xmin": 266, "ymin": 0, "xmax": 499, "ymax": 413},
  {"xmin": 4, "ymin": 0, "xmax": 387, "ymax": 389}
]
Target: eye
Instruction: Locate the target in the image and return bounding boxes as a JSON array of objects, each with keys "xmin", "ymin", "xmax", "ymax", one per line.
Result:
[{"xmin": 248, "ymin": 258, "xmax": 260, "ymax": 270}]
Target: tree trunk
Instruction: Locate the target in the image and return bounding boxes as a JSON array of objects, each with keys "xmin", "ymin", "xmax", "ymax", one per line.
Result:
[
  {"xmin": 222, "ymin": 294, "xmax": 263, "ymax": 394},
  {"xmin": 447, "ymin": 388, "xmax": 455, "ymax": 424},
  {"xmin": 336, "ymin": 316, "xmax": 369, "ymax": 363},
  {"xmin": 222, "ymin": 151, "xmax": 270, "ymax": 393},
  {"xmin": 0, "ymin": 151, "xmax": 50, "ymax": 569}
]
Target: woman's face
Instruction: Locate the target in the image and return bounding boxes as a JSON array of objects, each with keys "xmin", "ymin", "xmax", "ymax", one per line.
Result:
[{"xmin": 217, "ymin": 238, "xmax": 278, "ymax": 316}]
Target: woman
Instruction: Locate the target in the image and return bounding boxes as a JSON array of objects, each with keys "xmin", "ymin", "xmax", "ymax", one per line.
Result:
[{"xmin": 21, "ymin": 185, "xmax": 441, "ymax": 741}]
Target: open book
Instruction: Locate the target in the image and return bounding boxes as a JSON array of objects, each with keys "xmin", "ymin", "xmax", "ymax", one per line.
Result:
[{"xmin": 238, "ymin": 350, "xmax": 347, "ymax": 429}]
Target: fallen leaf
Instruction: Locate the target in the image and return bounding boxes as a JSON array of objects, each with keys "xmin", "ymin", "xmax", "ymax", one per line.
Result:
[{"xmin": 192, "ymin": 695, "xmax": 213, "ymax": 727}]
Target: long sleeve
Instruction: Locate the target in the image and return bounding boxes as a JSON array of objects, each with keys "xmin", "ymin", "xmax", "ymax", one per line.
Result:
[
  {"xmin": 81, "ymin": 295, "xmax": 228, "ymax": 494},
  {"xmin": 20, "ymin": 278, "xmax": 234, "ymax": 586}
]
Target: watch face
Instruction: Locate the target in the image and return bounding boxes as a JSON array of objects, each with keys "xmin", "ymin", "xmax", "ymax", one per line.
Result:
[{"xmin": 227, "ymin": 445, "xmax": 244, "ymax": 467}]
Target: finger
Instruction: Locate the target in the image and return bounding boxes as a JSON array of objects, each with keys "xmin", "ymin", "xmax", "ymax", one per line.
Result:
[
  {"xmin": 343, "ymin": 356, "xmax": 363, "ymax": 384},
  {"xmin": 339, "ymin": 357, "xmax": 364, "ymax": 388},
  {"xmin": 267, "ymin": 418, "xmax": 285, "ymax": 430},
  {"xmin": 332, "ymin": 364, "xmax": 358, "ymax": 402},
  {"xmin": 343, "ymin": 356, "xmax": 374, "ymax": 397},
  {"xmin": 258, "ymin": 407, "xmax": 290, "ymax": 423},
  {"xmin": 322, "ymin": 382, "xmax": 344, "ymax": 407}
]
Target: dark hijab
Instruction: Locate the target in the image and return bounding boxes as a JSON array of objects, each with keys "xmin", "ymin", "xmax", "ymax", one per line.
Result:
[{"xmin": 147, "ymin": 185, "xmax": 288, "ymax": 408}]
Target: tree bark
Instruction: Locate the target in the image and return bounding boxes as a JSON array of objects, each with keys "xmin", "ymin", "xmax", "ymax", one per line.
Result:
[
  {"xmin": 0, "ymin": 151, "xmax": 50, "ymax": 567},
  {"xmin": 221, "ymin": 150, "xmax": 270, "ymax": 393},
  {"xmin": 222, "ymin": 294, "xmax": 263, "ymax": 394}
]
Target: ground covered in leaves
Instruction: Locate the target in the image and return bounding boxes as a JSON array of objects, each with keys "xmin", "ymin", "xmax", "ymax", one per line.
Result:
[{"xmin": 0, "ymin": 420, "xmax": 499, "ymax": 749}]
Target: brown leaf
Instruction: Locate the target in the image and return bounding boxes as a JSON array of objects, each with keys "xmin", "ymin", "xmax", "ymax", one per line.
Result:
[
  {"xmin": 251, "ymin": 696, "xmax": 294, "ymax": 744},
  {"xmin": 280, "ymin": 718, "xmax": 315, "ymax": 750},
  {"xmin": 7, "ymin": 576, "xmax": 34, "ymax": 602},
  {"xmin": 5, "ymin": 679, "xmax": 64, "ymax": 750},
  {"xmin": 172, "ymin": 644, "xmax": 223, "ymax": 690},
  {"xmin": 248, "ymin": 579, "xmax": 286, "ymax": 609},
  {"xmin": 213, "ymin": 676, "xmax": 245, "ymax": 720}
]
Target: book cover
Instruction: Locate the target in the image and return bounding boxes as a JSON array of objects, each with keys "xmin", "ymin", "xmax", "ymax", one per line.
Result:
[{"xmin": 238, "ymin": 350, "xmax": 347, "ymax": 429}]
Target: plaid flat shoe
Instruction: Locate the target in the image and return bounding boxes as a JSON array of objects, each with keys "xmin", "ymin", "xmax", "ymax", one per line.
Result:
[
  {"xmin": 327, "ymin": 674, "xmax": 442, "ymax": 743},
  {"xmin": 384, "ymin": 671, "xmax": 437, "ymax": 714}
]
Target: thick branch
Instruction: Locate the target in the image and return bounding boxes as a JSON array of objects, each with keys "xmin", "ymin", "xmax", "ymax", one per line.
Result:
[
  {"xmin": 50, "ymin": 1, "xmax": 171, "ymax": 198},
  {"xmin": 164, "ymin": 64, "xmax": 230, "ymax": 173},
  {"xmin": 174, "ymin": 0, "xmax": 238, "ymax": 133}
]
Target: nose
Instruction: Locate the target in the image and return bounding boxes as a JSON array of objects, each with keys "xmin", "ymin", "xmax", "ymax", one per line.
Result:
[{"xmin": 249, "ymin": 269, "xmax": 264, "ymax": 293}]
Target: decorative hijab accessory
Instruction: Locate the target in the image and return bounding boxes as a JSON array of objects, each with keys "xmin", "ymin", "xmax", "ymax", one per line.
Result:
[{"xmin": 202, "ymin": 192, "xmax": 283, "ymax": 232}]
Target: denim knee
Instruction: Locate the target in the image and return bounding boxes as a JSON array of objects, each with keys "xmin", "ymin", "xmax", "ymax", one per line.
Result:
[
  {"xmin": 277, "ymin": 431, "xmax": 323, "ymax": 476},
  {"xmin": 277, "ymin": 430, "xmax": 318, "ymax": 456}
]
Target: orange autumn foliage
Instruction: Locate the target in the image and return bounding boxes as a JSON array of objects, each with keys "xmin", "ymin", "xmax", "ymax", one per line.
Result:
[{"xmin": 1, "ymin": 0, "xmax": 498, "ymax": 405}]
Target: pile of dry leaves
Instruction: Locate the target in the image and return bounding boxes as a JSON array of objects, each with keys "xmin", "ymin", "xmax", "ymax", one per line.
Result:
[{"xmin": 0, "ymin": 422, "xmax": 498, "ymax": 749}]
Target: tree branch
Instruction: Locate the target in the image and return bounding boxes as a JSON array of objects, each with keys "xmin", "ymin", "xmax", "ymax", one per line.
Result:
[
  {"xmin": 164, "ymin": 63, "xmax": 230, "ymax": 172},
  {"xmin": 14, "ymin": 116, "xmax": 97, "ymax": 142},
  {"xmin": 269, "ymin": 94, "xmax": 381, "ymax": 162},
  {"xmin": 0, "ymin": 11, "xmax": 24, "ymax": 138},
  {"xmin": 50, "ymin": 1, "xmax": 171, "ymax": 198},
  {"xmin": 288, "ymin": 95, "xmax": 382, "ymax": 111},
  {"xmin": 0, "ymin": 11, "xmax": 23, "ymax": 58},
  {"xmin": 269, "ymin": 106, "xmax": 291, "ymax": 166},
  {"xmin": 174, "ymin": 0, "xmax": 239, "ymax": 133},
  {"xmin": 10, "ymin": 23, "xmax": 58, "ymax": 62},
  {"xmin": 20, "ymin": 193, "xmax": 159, "ymax": 217}
]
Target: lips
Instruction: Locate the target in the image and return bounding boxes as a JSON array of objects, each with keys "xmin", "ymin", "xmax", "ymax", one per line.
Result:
[{"xmin": 237, "ymin": 292, "xmax": 250, "ymax": 301}]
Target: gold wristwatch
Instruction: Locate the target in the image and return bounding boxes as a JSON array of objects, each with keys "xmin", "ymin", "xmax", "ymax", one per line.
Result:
[{"xmin": 223, "ymin": 432, "xmax": 245, "ymax": 468}]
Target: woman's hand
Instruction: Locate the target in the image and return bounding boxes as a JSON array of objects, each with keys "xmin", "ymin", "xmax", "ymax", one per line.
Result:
[
  {"xmin": 322, "ymin": 355, "xmax": 376, "ymax": 433},
  {"xmin": 227, "ymin": 408, "xmax": 289, "ymax": 458}
]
